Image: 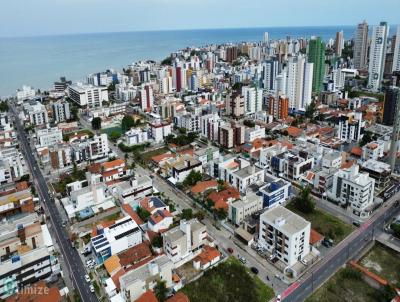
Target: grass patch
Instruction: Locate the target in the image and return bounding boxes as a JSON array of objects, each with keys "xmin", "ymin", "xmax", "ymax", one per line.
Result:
[
  {"xmin": 306, "ymin": 266, "xmax": 392, "ymax": 302},
  {"xmin": 104, "ymin": 211, "xmax": 121, "ymax": 222},
  {"xmin": 286, "ymin": 203, "xmax": 354, "ymax": 243},
  {"xmin": 101, "ymin": 126, "xmax": 122, "ymax": 136},
  {"xmin": 181, "ymin": 257, "xmax": 274, "ymax": 302},
  {"xmin": 360, "ymin": 242, "xmax": 400, "ymax": 287}
]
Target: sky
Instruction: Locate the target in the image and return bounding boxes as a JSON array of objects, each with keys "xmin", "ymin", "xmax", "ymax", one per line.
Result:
[{"xmin": 0, "ymin": 0, "xmax": 399, "ymax": 38}]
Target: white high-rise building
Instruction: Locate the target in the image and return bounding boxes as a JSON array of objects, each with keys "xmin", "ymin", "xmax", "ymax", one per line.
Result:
[
  {"xmin": 242, "ymin": 86, "xmax": 263, "ymax": 114},
  {"xmin": 354, "ymin": 21, "xmax": 369, "ymax": 70},
  {"xmin": 263, "ymin": 32, "xmax": 269, "ymax": 44},
  {"xmin": 286, "ymin": 56, "xmax": 313, "ymax": 110},
  {"xmin": 392, "ymin": 25, "xmax": 400, "ymax": 72},
  {"xmin": 262, "ymin": 59, "xmax": 278, "ymax": 92},
  {"xmin": 368, "ymin": 22, "xmax": 389, "ymax": 92},
  {"xmin": 68, "ymin": 84, "xmax": 108, "ymax": 109}
]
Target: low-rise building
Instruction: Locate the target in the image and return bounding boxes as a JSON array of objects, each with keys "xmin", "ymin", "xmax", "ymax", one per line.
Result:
[
  {"xmin": 91, "ymin": 216, "xmax": 143, "ymax": 263},
  {"xmin": 111, "ymin": 175, "xmax": 153, "ymax": 205},
  {"xmin": 123, "ymin": 128, "xmax": 148, "ymax": 146},
  {"xmin": 244, "ymin": 125, "xmax": 266, "ymax": 143},
  {"xmin": 362, "ymin": 141, "xmax": 384, "ymax": 161},
  {"xmin": 328, "ymin": 163, "xmax": 375, "ymax": 217},
  {"xmin": 259, "ymin": 175, "xmax": 291, "ymax": 208},
  {"xmin": 171, "ymin": 156, "xmax": 202, "ymax": 183},
  {"xmin": 150, "ymin": 122, "xmax": 172, "ymax": 143},
  {"xmin": 230, "ymin": 165, "xmax": 264, "ymax": 193},
  {"xmin": 360, "ymin": 159, "xmax": 391, "ymax": 190},
  {"xmin": 23, "ymin": 101, "xmax": 48, "ymax": 126},
  {"xmin": 119, "ymin": 255, "xmax": 173, "ymax": 302},
  {"xmin": 162, "ymin": 219, "xmax": 207, "ymax": 265},
  {"xmin": 228, "ymin": 193, "xmax": 262, "ymax": 225},
  {"xmin": 36, "ymin": 127, "xmax": 63, "ymax": 147},
  {"xmin": 148, "ymin": 209, "xmax": 174, "ymax": 233},
  {"xmin": 258, "ymin": 206, "xmax": 311, "ymax": 267}
]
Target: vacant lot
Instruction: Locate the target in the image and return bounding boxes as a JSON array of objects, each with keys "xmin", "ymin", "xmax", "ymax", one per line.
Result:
[
  {"xmin": 360, "ymin": 242, "xmax": 400, "ymax": 287},
  {"xmin": 181, "ymin": 257, "xmax": 274, "ymax": 302},
  {"xmin": 287, "ymin": 203, "xmax": 354, "ymax": 243},
  {"xmin": 306, "ymin": 267, "xmax": 393, "ymax": 302}
]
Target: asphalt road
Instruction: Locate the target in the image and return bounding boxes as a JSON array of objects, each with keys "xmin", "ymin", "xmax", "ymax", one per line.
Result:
[
  {"xmin": 282, "ymin": 196, "xmax": 400, "ymax": 302},
  {"xmin": 10, "ymin": 105, "xmax": 98, "ymax": 302}
]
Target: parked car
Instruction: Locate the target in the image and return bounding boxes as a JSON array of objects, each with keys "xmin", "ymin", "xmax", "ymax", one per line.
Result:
[
  {"xmin": 227, "ymin": 247, "xmax": 233, "ymax": 254},
  {"xmin": 89, "ymin": 284, "xmax": 95, "ymax": 293},
  {"xmin": 250, "ymin": 267, "xmax": 259, "ymax": 274},
  {"xmin": 276, "ymin": 294, "xmax": 281, "ymax": 302},
  {"xmin": 352, "ymin": 220, "xmax": 361, "ymax": 227},
  {"xmin": 300, "ymin": 259, "xmax": 308, "ymax": 266},
  {"xmin": 84, "ymin": 274, "xmax": 90, "ymax": 283}
]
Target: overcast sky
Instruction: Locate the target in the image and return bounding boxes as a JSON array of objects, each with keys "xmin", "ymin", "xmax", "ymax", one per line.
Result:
[{"xmin": 1, "ymin": 0, "xmax": 399, "ymax": 37}]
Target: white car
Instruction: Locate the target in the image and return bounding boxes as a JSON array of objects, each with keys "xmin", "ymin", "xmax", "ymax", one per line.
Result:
[
  {"xmin": 84, "ymin": 274, "xmax": 90, "ymax": 283},
  {"xmin": 89, "ymin": 285, "xmax": 95, "ymax": 293},
  {"xmin": 301, "ymin": 259, "xmax": 308, "ymax": 266}
]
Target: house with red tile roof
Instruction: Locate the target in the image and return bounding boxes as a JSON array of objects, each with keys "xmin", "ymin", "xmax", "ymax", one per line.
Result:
[
  {"xmin": 148, "ymin": 209, "xmax": 174, "ymax": 232},
  {"xmin": 191, "ymin": 180, "xmax": 219, "ymax": 195},
  {"xmin": 193, "ymin": 245, "xmax": 221, "ymax": 270},
  {"xmin": 140, "ymin": 196, "xmax": 169, "ymax": 215},
  {"xmin": 207, "ymin": 186, "xmax": 240, "ymax": 211}
]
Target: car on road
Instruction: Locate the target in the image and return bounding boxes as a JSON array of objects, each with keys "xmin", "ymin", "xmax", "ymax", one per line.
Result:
[
  {"xmin": 250, "ymin": 267, "xmax": 259, "ymax": 274},
  {"xmin": 276, "ymin": 294, "xmax": 281, "ymax": 302},
  {"xmin": 85, "ymin": 274, "xmax": 90, "ymax": 283},
  {"xmin": 274, "ymin": 274, "xmax": 282, "ymax": 281},
  {"xmin": 301, "ymin": 259, "xmax": 308, "ymax": 266},
  {"xmin": 239, "ymin": 256, "xmax": 246, "ymax": 264},
  {"xmin": 89, "ymin": 284, "xmax": 95, "ymax": 293},
  {"xmin": 352, "ymin": 220, "xmax": 361, "ymax": 227},
  {"xmin": 86, "ymin": 259, "xmax": 95, "ymax": 267},
  {"xmin": 227, "ymin": 247, "xmax": 233, "ymax": 254},
  {"xmin": 62, "ymin": 221, "xmax": 67, "ymax": 227}
]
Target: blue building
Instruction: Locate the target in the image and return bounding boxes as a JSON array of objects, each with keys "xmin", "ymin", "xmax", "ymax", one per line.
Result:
[{"xmin": 259, "ymin": 175, "xmax": 291, "ymax": 208}]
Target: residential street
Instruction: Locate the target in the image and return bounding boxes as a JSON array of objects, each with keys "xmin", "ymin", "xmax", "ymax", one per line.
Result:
[{"xmin": 11, "ymin": 105, "xmax": 98, "ymax": 302}]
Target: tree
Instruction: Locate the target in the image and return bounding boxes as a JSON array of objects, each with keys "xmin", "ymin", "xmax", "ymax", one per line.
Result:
[
  {"xmin": 136, "ymin": 207, "xmax": 151, "ymax": 222},
  {"xmin": 109, "ymin": 131, "xmax": 121, "ymax": 142},
  {"xmin": 0, "ymin": 101, "xmax": 9, "ymax": 112},
  {"xmin": 181, "ymin": 208, "xmax": 193, "ymax": 220},
  {"xmin": 391, "ymin": 223, "xmax": 400, "ymax": 238},
  {"xmin": 305, "ymin": 100, "xmax": 317, "ymax": 120},
  {"xmin": 91, "ymin": 117, "xmax": 102, "ymax": 130},
  {"xmin": 154, "ymin": 280, "xmax": 168, "ymax": 302},
  {"xmin": 161, "ymin": 57, "xmax": 172, "ymax": 66},
  {"xmin": 182, "ymin": 170, "xmax": 203, "ymax": 187},
  {"xmin": 293, "ymin": 186, "xmax": 315, "ymax": 214},
  {"xmin": 151, "ymin": 235, "xmax": 163, "ymax": 248},
  {"xmin": 121, "ymin": 115, "xmax": 135, "ymax": 133},
  {"xmin": 359, "ymin": 131, "xmax": 373, "ymax": 147}
]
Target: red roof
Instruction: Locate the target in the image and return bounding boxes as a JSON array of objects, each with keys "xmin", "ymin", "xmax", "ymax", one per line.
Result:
[
  {"xmin": 166, "ymin": 292, "xmax": 190, "ymax": 302},
  {"xmin": 193, "ymin": 245, "xmax": 221, "ymax": 265},
  {"xmin": 119, "ymin": 242, "xmax": 152, "ymax": 267},
  {"xmin": 5, "ymin": 281, "xmax": 61, "ymax": 302},
  {"xmin": 152, "ymin": 153, "xmax": 175, "ymax": 163},
  {"xmin": 122, "ymin": 204, "xmax": 144, "ymax": 225},
  {"xmin": 309, "ymin": 229, "xmax": 324, "ymax": 245},
  {"xmin": 135, "ymin": 290, "xmax": 158, "ymax": 302},
  {"xmin": 102, "ymin": 159, "xmax": 125, "ymax": 170},
  {"xmin": 208, "ymin": 186, "xmax": 240, "ymax": 210},
  {"xmin": 286, "ymin": 126, "xmax": 303, "ymax": 138},
  {"xmin": 191, "ymin": 180, "xmax": 219, "ymax": 194},
  {"xmin": 351, "ymin": 147, "xmax": 362, "ymax": 157}
]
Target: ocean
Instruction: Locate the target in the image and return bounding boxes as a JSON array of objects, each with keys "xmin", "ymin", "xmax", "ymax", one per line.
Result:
[{"xmin": 0, "ymin": 25, "xmax": 384, "ymax": 97}]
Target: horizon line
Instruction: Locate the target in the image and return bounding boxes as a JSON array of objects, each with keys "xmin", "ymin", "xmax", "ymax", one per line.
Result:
[{"xmin": 0, "ymin": 23, "xmax": 371, "ymax": 40}]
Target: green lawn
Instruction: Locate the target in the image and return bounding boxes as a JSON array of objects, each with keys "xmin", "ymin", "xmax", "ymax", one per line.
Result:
[
  {"xmin": 181, "ymin": 257, "xmax": 274, "ymax": 302},
  {"xmin": 306, "ymin": 267, "xmax": 393, "ymax": 302},
  {"xmin": 360, "ymin": 242, "xmax": 400, "ymax": 287},
  {"xmin": 101, "ymin": 126, "xmax": 122, "ymax": 136},
  {"xmin": 286, "ymin": 203, "xmax": 354, "ymax": 243}
]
